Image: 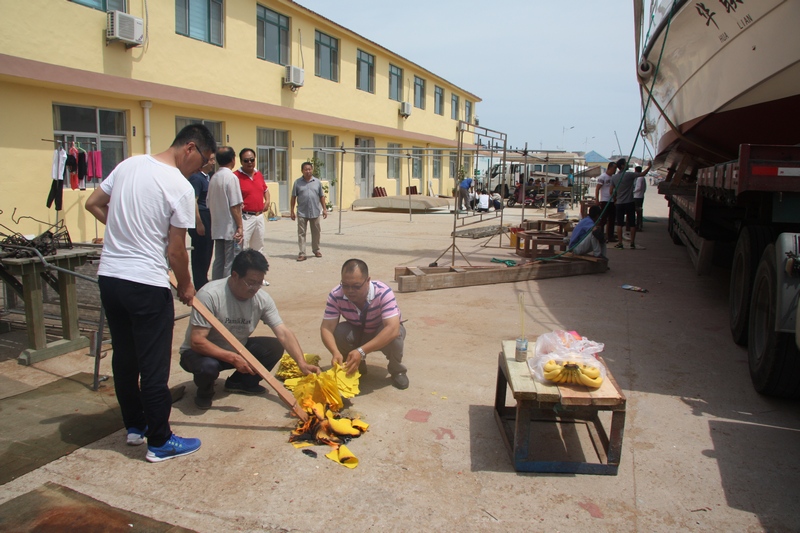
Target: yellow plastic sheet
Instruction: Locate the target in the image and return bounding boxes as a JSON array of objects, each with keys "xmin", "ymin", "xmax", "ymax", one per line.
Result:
[
  {"xmin": 287, "ymin": 371, "xmax": 344, "ymax": 412},
  {"xmin": 325, "ymin": 444, "xmax": 358, "ymax": 469},
  {"xmin": 276, "ymin": 353, "xmax": 321, "ymax": 380}
]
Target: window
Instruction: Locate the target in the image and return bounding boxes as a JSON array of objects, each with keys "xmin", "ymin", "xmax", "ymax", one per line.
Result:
[
  {"xmin": 449, "ymin": 151, "xmax": 458, "ymax": 179},
  {"xmin": 356, "ymin": 50, "xmax": 375, "ymax": 93},
  {"xmin": 412, "ymin": 147, "xmax": 423, "ymax": 179},
  {"xmin": 432, "ymin": 149, "xmax": 442, "ymax": 179},
  {"xmin": 434, "ymin": 86, "xmax": 444, "ymax": 115},
  {"xmin": 451, "ymin": 94, "xmax": 459, "ymax": 120},
  {"xmin": 465, "ymin": 100, "xmax": 472, "ymax": 124},
  {"xmin": 52, "ymin": 104, "xmax": 127, "ymax": 180},
  {"xmin": 414, "ymin": 76, "xmax": 425, "ymax": 109},
  {"xmin": 315, "ymin": 30, "xmax": 339, "ymax": 81},
  {"xmin": 257, "ymin": 5, "xmax": 288, "ymax": 65},
  {"xmin": 387, "ymin": 143, "xmax": 402, "ymax": 180},
  {"xmin": 257, "ymin": 128, "xmax": 289, "ymax": 184},
  {"xmin": 176, "ymin": 0, "xmax": 223, "ymax": 46},
  {"xmin": 175, "ymin": 117, "xmax": 223, "ymax": 148},
  {"xmin": 313, "ymin": 134, "xmax": 338, "ymax": 202},
  {"xmin": 71, "ymin": 0, "xmax": 125, "ymax": 11},
  {"xmin": 389, "ymin": 64, "xmax": 403, "ymax": 102}
]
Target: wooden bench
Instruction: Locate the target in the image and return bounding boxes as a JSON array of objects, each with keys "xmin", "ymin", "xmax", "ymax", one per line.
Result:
[
  {"xmin": 494, "ymin": 340, "xmax": 626, "ymax": 474},
  {"xmin": 515, "ymin": 230, "xmax": 568, "ymax": 259}
]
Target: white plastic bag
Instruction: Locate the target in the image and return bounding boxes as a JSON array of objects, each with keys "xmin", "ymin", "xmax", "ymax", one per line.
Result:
[{"xmin": 529, "ymin": 330, "xmax": 606, "ymax": 385}]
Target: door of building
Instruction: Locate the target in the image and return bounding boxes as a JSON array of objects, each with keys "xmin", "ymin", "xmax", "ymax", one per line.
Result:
[{"xmin": 354, "ymin": 137, "xmax": 375, "ymax": 199}]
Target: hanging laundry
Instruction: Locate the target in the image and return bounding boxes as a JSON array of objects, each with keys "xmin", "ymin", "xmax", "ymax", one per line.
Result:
[
  {"xmin": 77, "ymin": 150, "xmax": 87, "ymax": 190},
  {"xmin": 68, "ymin": 144, "xmax": 79, "ymax": 190},
  {"xmin": 93, "ymin": 150, "xmax": 103, "ymax": 179},
  {"xmin": 51, "ymin": 146, "xmax": 66, "ymax": 181}
]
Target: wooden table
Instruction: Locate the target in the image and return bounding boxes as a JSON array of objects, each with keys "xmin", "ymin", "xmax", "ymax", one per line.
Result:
[
  {"xmin": 515, "ymin": 231, "xmax": 568, "ymax": 259},
  {"xmin": 536, "ymin": 219, "xmax": 571, "ymax": 235},
  {"xmin": 494, "ymin": 340, "xmax": 626, "ymax": 474},
  {"xmin": 0, "ymin": 248, "xmax": 97, "ymax": 364}
]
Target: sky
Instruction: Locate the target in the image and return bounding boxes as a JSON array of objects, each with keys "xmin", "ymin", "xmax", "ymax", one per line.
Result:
[{"xmin": 296, "ymin": 0, "xmax": 647, "ymax": 160}]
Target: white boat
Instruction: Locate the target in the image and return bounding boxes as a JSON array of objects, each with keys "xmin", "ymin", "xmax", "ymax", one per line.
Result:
[{"xmin": 635, "ymin": 0, "xmax": 800, "ymax": 173}]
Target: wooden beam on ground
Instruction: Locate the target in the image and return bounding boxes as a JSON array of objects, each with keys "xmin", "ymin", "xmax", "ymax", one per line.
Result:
[
  {"xmin": 395, "ymin": 257, "xmax": 608, "ymax": 293},
  {"xmin": 169, "ymin": 273, "xmax": 308, "ymax": 422}
]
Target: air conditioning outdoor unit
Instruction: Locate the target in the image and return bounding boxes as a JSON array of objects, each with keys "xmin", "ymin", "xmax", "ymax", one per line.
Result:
[
  {"xmin": 284, "ymin": 65, "xmax": 304, "ymax": 90},
  {"xmin": 106, "ymin": 11, "xmax": 144, "ymax": 48},
  {"xmin": 399, "ymin": 101, "xmax": 412, "ymax": 118}
]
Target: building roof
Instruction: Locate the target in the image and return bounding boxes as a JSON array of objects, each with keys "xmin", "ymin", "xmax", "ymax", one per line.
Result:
[{"xmin": 584, "ymin": 150, "xmax": 610, "ymax": 163}]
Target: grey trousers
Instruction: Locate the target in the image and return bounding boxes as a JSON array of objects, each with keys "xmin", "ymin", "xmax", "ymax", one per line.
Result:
[
  {"xmin": 334, "ymin": 321, "xmax": 407, "ymax": 375},
  {"xmin": 297, "ymin": 216, "xmax": 321, "ymax": 255},
  {"xmin": 212, "ymin": 239, "xmax": 237, "ymax": 280}
]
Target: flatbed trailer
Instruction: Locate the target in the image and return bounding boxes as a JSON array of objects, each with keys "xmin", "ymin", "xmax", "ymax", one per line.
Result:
[{"xmin": 661, "ymin": 144, "xmax": 800, "ymax": 398}]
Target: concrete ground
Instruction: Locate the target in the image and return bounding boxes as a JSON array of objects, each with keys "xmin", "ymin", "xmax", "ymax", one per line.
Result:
[{"xmin": 1, "ymin": 191, "xmax": 799, "ymax": 532}]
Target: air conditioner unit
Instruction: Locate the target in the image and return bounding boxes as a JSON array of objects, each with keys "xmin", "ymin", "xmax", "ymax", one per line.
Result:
[
  {"xmin": 106, "ymin": 11, "xmax": 144, "ymax": 48},
  {"xmin": 284, "ymin": 65, "xmax": 304, "ymax": 89},
  {"xmin": 399, "ymin": 101, "xmax": 412, "ymax": 118}
]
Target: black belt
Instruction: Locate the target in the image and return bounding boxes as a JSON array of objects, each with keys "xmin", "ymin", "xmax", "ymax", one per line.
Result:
[{"xmin": 243, "ymin": 211, "xmax": 262, "ymax": 215}]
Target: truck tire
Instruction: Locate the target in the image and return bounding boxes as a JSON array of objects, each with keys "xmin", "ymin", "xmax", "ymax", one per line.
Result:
[
  {"xmin": 730, "ymin": 226, "xmax": 773, "ymax": 345},
  {"xmin": 747, "ymin": 244, "xmax": 800, "ymax": 398}
]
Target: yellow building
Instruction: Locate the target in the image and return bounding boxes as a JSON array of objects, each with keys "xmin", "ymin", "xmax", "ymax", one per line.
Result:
[{"xmin": 0, "ymin": 0, "xmax": 480, "ymax": 242}]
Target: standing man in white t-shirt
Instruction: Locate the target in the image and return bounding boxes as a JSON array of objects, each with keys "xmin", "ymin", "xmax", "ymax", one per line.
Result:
[
  {"xmin": 594, "ymin": 162, "xmax": 617, "ymax": 243},
  {"xmin": 85, "ymin": 124, "xmax": 215, "ymax": 463}
]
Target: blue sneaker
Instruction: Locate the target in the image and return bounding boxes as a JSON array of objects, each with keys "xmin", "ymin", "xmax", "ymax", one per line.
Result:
[
  {"xmin": 126, "ymin": 426, "xmax": 147, "ymax": 446},
  {"xmin": 145, "ymin": 434, "xmax": 201, "ymax": 463}
]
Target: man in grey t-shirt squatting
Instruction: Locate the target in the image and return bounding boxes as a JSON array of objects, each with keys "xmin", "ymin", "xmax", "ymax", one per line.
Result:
[{"xmin": 179, "ymin": 249, "xmax": 320, "ymax": 409}]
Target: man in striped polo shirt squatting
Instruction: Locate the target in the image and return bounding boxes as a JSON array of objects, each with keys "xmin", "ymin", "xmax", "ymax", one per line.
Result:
[{"xmin": 320, "ymin": 258, "xmax": 409, "ymax": 389}]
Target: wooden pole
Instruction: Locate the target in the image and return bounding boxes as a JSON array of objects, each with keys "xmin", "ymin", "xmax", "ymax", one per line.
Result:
[{"xmin": 169, "ymin": 273, "xmax": 308, "ymax": 422}]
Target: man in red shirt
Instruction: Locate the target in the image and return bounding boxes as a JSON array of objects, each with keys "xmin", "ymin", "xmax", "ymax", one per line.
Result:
[{"xmin": 234, "ymin": 148, "xmax": 269, "ymax": 256}]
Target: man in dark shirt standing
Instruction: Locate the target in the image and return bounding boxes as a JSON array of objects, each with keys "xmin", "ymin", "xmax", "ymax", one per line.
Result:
[
  {"xmin": 611, "ymin": 158, "xmax": 651, "ymax": 250},
  {"xmin": 188, "ymin": 155, "xmax": 215, "ymax": 289}
]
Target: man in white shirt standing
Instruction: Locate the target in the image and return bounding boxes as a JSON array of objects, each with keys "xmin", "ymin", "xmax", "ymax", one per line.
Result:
[
  {"xmin": 85, "ymin": 124, "xmax": 214, "ymax": 463},
  {"xmin": 594, "ymin": 162, "xmax": 617, "ymax": 243},
  {"xmin": 207, "ymin": 146, "xmax": 243, "ymax": 280}
]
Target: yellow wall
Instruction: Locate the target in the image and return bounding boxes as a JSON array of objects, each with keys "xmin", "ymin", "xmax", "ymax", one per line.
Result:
[
  {"xmin": 0, "ymin": 0, "xmax": 477, "ymax": 141},
  {"xmin": 0, "ymin": 0, "xmax": 479, "ymax": 240}
]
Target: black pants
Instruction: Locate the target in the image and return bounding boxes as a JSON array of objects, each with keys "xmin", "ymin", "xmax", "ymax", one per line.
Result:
[
  {"xmin": 180, "ymin": 337, "xmax": 284, "ymax": 398},
  {"xmin": 99, "ymin": 276, "xmax": 175, "ymax": 448},
  {"xmin": 46, "ymin": 179, "xmax": 64, "ymax": 211},
  {"xmin": 188, "ymin": 209, "xmax": 213, "ymax": 290}
]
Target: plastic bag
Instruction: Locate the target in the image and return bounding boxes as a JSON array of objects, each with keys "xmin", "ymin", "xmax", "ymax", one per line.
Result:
[
  {"xmin": 534, "ymin": 330, "xmax": 604, "ymax": 359},
  {"xmin": 529, "ymin": 330, "xmax": 606, "ymax": 385}
]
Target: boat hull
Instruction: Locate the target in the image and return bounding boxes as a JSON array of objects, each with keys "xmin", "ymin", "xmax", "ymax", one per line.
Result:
[{"xmin": 638, "ymin": 0, "xmax": 800, "ymax": 171}]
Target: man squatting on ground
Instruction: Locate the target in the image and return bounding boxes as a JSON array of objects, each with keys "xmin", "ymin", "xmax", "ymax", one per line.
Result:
[
  {"xmin": 85, "ymin": 123, "xmax": 214, "ymax": 463},
  {"xmin": 207, "ymin": 146, "xmax": 243, "ymax": 280},
  {"xmin": 321, "ymin": 259, "xmax": 409, "ymax": 390},
  {"xmin": 568, "ymin": 204, "xmax": 608, "ymax": 259},
  {"xmin": 290, "ymin": 161, "xmax": 327, "ymax": 262},
  {"xmin": 180, "ymin": 249, "xmax": 321, "ymax": 409}
]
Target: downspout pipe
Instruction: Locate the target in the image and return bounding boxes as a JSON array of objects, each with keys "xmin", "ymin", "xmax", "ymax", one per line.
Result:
[{"xmin": 140, "ymin": 100, "xmax": 152, "ymax": 155}]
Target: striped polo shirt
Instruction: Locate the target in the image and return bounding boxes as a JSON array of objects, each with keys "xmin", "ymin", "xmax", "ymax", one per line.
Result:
[{"xmin": 324, "ymin": 280, "xmax": 401, "ymax": 334}]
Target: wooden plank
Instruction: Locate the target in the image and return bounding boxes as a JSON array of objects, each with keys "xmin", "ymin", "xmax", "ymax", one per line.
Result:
[
  {"xmin": 396, "ymin": 258, "xmax": 607, "ymax": 293},
  {"xmin": 168, "ymin": 273, "xmax": 308, "ymax": 422},
  {"xmin": 409, "ymin": 267, "xmax": 426, "ymax": 277}
]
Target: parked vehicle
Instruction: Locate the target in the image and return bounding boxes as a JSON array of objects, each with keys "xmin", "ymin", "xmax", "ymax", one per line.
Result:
[{"xmin": 635, "ymin": 0, "xmax": 800, "ymax": 397}]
